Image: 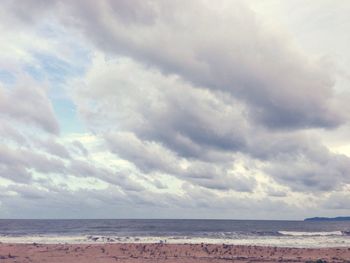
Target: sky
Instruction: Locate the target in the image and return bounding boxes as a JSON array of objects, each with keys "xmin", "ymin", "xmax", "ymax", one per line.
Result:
[{"xmin": 0, "ymin": 0, "xmax": 350, "ymax": 220}]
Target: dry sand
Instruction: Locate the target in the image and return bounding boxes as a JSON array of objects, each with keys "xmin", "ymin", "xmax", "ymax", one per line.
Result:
[{"xmin": 1, "ymin": 243, "xmax": 350, "ymax": 262}]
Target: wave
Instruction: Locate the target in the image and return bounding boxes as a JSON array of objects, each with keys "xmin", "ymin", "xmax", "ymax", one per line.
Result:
[
  {"xmin": 278, "ymin": 231, "xmax": 346, "ymax": 237},
  {"xmin": 203, "ymin": 230, "xmax": 350, "ymax": 237},
  {"xmin": 1, "ymin": 233, "xmax": 350, "ymax": 248}
]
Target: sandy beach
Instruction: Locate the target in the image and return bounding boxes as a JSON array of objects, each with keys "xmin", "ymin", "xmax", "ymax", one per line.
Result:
[{"xmin": 0, "ymin": 243, "xmax": 350, "ymax": 262}]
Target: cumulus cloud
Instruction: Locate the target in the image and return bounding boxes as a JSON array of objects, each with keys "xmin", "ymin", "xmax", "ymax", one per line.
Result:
[
  {"xmin": 73, "ymin": 56, "xmax": 248, "ymax": 159},
  {"xmin": 0, "ymin": 75, "xmax": 59, "ymax": 134},
  {"xmin": 0, "ymin": 0, "xmax": 349, "ymax": 219},
  {"xmin": 59, "ymin": 0, "xmax": 345, "ymax": 130},
  {"xmin": 70, "ymin": 55, "xmax": 350, "ymax": 194},
  {"xmin": 105, "ymin": 130, "xmax": 256, "ymax": 192},
  {"xmin": 34, "ymin": 139, "xmax": 71, "ymax": 159},
  {"xmin": 69, "ymin": 159, "xmax": 145, "ymax": 191},
  {"xmin": 0, "ymin": 145, "xmax": 66, "ymax": 182},
  {"xmin": 4, "ymin": 0, "xmax": 344, "ymax": 129},
  {"xmin": 0, "ymin": 122, "xmax": 27, "ymax": 145},
  {"xmin": 246, "ymin": 132, "xmax": 350, "ymax": 191},
  {"xmin": 322, "ymin": 191, "xmax": 350, "ymax": 210},
  {"xmin": 72, "ymin": 140, "xmax": 89, "ymax": 157}
]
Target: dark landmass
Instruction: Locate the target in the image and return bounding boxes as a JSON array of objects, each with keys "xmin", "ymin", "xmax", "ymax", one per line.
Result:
[{"xmin": 304, "ymin": 216, "xmax": 350, "ymax": 221}]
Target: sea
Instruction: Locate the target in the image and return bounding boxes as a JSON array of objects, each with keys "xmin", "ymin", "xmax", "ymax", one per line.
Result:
[{"xmin": 0, "ymin": 219, "xmax": 350, "ymax": 248}]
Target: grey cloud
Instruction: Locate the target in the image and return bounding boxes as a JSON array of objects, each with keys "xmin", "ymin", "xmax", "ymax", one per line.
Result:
[
  {"xmin": 0, "ymin": 171, "xmax": 311, "ymax": 219},
  {"xmin": 35, "ymin": 139, "xmax": 71, "ymax": 159},
  {"xmin": 0, "ymin": 186, "xmax": 14, "ymax": 198},
  {"xmin": 108, "ymin": 0, "xmax": 157, "ymax": 26},
  {"xmin": 9, "ymin": 0, "xmax": 345, "ymax": 195},
  {"xmin": 145, "ymin": 89, "xmax": 247, "ymax": 159},
  {"xmin": 69, "ymin": 159, "xmax": 145, "ymax": 192},
  {"xmin": 0, "ymin": 76, "xmax": 60, "ymax": 134},
  {"xmin": 59, "ymin": 0, "xmax": 344, "ymax": 130},
  {"xmin": 25, "ymin": 151, "xmax": 66, "ymax": 175},
  {"xmin": 72, "ymin": 140, "xmax": 89, "ymax": 157},
  {"xmin": 266, "ymin": 153, "xmax": 350, "ymax": 192},
  {"xmin": 74, "ymin": 57, "xmax": 248, "ymax": 161},
  {"xmin": 106, "ymin": 131, "xmax": 255, "ymax": 192},
  {"xmin": 2, "ymin": 0, "xmax": 350, "ymax": 218},
  {"xmin": 180, "ymin": 183, "xmax": 293, "ymax": 218},
  {"xmin": 72, "ymin": 55, "xmax": 350, "ymax": 193},
  {"xmin": 1, "ymin": 0, "xmax": 56, "ymax": 26},
  {"xmin": 106, "ymin": 131, "xmax": 180, "ymax": 174},
  {"xmin": 0, "ymin": 187, "xmax": 297, "ymax": 219},
  {"xmin": 182, "ymin": 162, "xmax": 256, "ymax": 192},
  {"xmin": 264, "ymin": 186, "xmax": 287, "ymax": 198},
  {"xmin": 69, "ymin": 159, "xmax": 102, "ymax": 177},
  {"xmin": 322, "ymin": 192, "xmax": 350, "ymax": 210},
  {"xmin": 252, "ymin": 133, "xmax": 350, "ymax": 192},
  {"xmin": 0, "ymin": 186, "xmax": 125, "ymax": 219},
  {"xmin": 5, "ymin": 0, "xmax": 341, "ymax": 129},
  {"xmin": 0, "ymin": 165, "xmax": 32, "ymax": 183},
  {"xmin": 105, "ymin": 117, "xmax": 350, "ymax": 193},
  {"xmin": 8, "ymin": 184, "xmax": 48, "ymax": 200},
  {"xmin": 0, "ymin": 145, "xmax": 66, "ymax": 183},
  {"xmin": 0, "ymin": 122, "xmax": 27, "ymax": 145},
  {"xmin": 151, "ymin": 179, "xmax": 168, "ymax": 189}
]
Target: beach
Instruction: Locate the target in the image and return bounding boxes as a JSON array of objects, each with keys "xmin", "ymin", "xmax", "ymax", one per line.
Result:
[{"xmin": 1, "ymin": 243, "xmax": 350, "ymax": 263}]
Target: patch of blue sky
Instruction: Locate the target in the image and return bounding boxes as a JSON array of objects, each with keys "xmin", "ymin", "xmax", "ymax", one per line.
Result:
[
  {"xmin": 19, "ymin": 20, "xmax": 92, "ymax": 135},
  {"xmin": 24, "ymin": 52, "xmax": 86, "ymax": 84},
  {"xmin": 38, "ymin": 20, "xmax": 65, "ymax": 38},
  {"xmin": 52, "ymin": 97, "xmax": 86, "ymax": 134},
  {"xmin": 23, "ymin": 47, "xmax": 91, "ymax": 135},
  {"xmin": 0, "ymin": 69, "xmax": 16, "ymax": 86}
]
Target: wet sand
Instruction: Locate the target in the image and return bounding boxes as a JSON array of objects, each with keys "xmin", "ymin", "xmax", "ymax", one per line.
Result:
[{"xmin": 1, "ymin": 243, "xmax": 350, "ymax": 262}]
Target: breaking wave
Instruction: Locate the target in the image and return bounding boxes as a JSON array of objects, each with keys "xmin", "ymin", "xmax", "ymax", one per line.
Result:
[
  {"xmin": 1, "ymin": 230, "xmax": 350, "ymax": 248},
  {"xmin": 278, "ymin": 231, "xmax": 349, "ymax": 237}
]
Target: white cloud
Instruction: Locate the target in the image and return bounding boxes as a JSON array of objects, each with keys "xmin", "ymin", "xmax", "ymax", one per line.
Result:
[
  {"xmin": 0, "ymin": 0, "xmax": 350, "ymax": 219},
  {"xmin": 0, "ymin": 75, "xmax": 59, "ymax": 134}
]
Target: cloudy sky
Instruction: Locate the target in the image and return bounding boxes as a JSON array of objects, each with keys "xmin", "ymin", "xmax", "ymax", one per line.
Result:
[{"xmin": 0, "ymin": 0, "xmax": 350, "ymax": 219}]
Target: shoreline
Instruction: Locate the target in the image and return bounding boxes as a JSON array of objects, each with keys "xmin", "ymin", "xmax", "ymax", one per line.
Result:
[
  {"xmin": 1, "ymin": 234, "xmax": 350, "ymax": 248},
  {"xmin": 1, "ymin": 243, "xmax": 350, "ymax": 262}
]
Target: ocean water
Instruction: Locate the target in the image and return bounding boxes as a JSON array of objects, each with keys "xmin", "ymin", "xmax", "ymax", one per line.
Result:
[{"xmin": 0, "ymin": 219, "xmax": 350, "ymax": 248}]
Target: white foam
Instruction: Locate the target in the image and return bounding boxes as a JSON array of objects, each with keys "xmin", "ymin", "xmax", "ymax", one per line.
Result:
[
  {"xmin": 1, "ymin": 234, "xmax": 350, "ymax": 248},
  {"xmin": 278, "ymin": 231, "xmax": 343, "ymax": 236}
]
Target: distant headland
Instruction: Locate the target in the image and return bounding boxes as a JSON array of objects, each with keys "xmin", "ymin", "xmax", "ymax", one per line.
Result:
[{"xmin": 304, "ymin": 216, "xmax": 350, "ymax": 221}]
